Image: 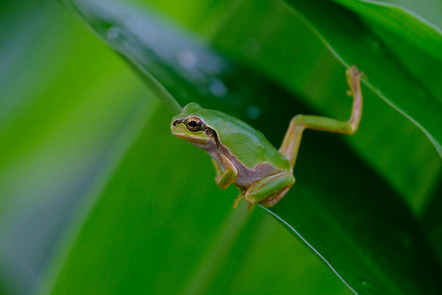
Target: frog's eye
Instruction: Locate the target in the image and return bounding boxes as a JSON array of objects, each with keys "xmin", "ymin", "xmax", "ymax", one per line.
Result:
[{"xmin": 186, "ymin": 117, "xmax": 203, "ymax": 132}]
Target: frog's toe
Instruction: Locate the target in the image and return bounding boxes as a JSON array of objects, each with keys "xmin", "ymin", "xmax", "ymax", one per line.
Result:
[{"xmin": 232, "ymin": 193, "xmax": 244, "ymax": 208}]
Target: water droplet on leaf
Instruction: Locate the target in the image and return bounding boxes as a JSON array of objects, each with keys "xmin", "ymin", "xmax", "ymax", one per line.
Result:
[{"xmin": 246, "ymin": 105, "xmax": 261, "ymax": 119}]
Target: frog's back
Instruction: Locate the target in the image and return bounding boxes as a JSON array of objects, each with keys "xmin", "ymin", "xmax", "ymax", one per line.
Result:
[{"xmin": 196, "ymin": 108, "xmax": 290, "ymax": 170}]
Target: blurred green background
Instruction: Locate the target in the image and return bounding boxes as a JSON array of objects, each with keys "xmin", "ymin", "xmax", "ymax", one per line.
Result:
[{"xmin": 0, "ymin": 0, "xmax": 441, "ymax": 294}]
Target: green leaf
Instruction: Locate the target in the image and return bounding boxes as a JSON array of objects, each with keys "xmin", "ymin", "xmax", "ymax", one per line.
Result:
[
  {"xmin": 0, "ymin": 1, "xmax": 156, "ymax": 294},
  {"xmin": 58, "ymin": 0, "xmax": 442, "ymax": 294},
  {"xmin": 0, "ymin": 2, "xmax": 352, "ymax": 295},
  {"xmin": 45, "ymin": 105, "xmax": 353, "ymax": 295},
  {"xmin": 282, "ymin": 0, "xmax": 442, "ymax": 156},
  {"xmin": 184, "ymin": 0, "xmax": 441, "ymax": 212},
  {"xmin": 332, "ymin": 0, "xmax": 442, "ymax": 60},
  {"xmin": 422, "ymin": 178, "xmax": 442, "ymax": 264}
]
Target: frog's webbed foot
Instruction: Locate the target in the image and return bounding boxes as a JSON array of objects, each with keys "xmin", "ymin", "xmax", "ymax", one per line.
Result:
[{"xmin": 346, "ymin": 65, "xmax": 364, "ymax": 98}]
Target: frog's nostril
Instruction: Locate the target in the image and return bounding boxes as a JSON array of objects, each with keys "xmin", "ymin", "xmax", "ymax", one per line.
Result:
[{"xmin": 172, "ymin": 120, "xmax": 180, "ymax": 126}]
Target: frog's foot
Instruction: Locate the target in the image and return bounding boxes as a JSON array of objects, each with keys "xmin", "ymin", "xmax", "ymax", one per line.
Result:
[
  {"xmin": 232, "ymin": 193, "xmax": 244, "ymax": 208},
  {"xmin": 346, "ymin": 65, "xmax": 363, "ymax": 98},
  {"xmin": 232, "ymin": 193, "xmax": 256, "ymax": 210},
  {"xmin": 243, "ymin": 172, "xmax": 295, "ymax": 209}
]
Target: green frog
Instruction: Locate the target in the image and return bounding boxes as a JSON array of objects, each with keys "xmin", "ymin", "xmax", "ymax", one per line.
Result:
[{"xmin": 171, "ymin": 66, "xmax": 363, "ymax": 209}]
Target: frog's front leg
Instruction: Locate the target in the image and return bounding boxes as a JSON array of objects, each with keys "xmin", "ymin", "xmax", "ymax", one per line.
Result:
[
  {"xmin": 279, "ymin": 66, "xmax": 363, "ymax": 168},
  {"xmin": 211, "ymin": 154, "xmax": 238, "ymax": 189},
  {"xmin": 235, "ymin": 172, "xmax": 295, "ymax": 210}
]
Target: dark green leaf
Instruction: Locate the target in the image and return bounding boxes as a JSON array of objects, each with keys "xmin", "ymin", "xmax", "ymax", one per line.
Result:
[
  {"xmin": 332, "ymin": 0, "xmax": 442, "ymax": 60},
  {"xmin": 61, "ymin": 0, "xmax": 442, "ymax": 294},
  {"xmin": 283, "ymin": 0, "xmax": 442, "ymax": 156},
  {"xmin": 191, "ymin": 0, "xmax": 441, "ymax": 213},
  {"xmin": 422, "ymin": 177, "xmax": 442, "ymax": 264}
]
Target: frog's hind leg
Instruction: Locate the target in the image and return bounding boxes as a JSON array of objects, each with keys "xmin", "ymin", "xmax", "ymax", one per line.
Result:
[
  {"xmin": 243, "ymin": 172, "xmax": 295, "ymax": 209},
  {"xmin": 259, "ymin": 186, "xmax": 291, "ymax": 207}
]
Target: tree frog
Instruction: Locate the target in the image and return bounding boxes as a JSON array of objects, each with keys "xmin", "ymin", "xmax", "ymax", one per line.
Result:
[{"xmin": 171, "ymin": 66, "xmax": 363, "ymax": 209}]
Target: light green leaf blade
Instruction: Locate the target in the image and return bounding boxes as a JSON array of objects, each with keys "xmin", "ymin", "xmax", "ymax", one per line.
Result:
[
  {"xmin": 58, "ymin": 1, "xmax": 442, "ymax": 294},
  {"xmin": 45, "ymin": 105, "xmax": 352, "ymax": 295},
  {"xmin": 0, "ymin": 1, "xmax": 156, "ymax": 294}
]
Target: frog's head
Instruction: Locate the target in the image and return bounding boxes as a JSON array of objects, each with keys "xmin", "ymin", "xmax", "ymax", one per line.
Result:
[{"xmin": 171, "ymin": 103, "xmax": 217, "ymax": 148}]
